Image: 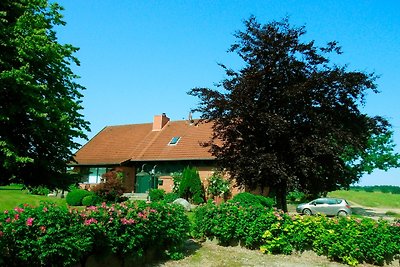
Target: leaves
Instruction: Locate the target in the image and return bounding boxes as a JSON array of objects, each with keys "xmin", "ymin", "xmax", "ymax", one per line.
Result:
[
  {"xmin": 188, "ymin": 16, "xmax": 396, "ymax": 211},
  {"xmin": 0, "ymin": 0, "xmax": 90, "ymax": 188}
]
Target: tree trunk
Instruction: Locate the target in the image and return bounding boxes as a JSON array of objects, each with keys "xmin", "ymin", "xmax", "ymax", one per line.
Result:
[{"xmin": 275, "ymin": 183, "xmax": 288, "ymax": 212}]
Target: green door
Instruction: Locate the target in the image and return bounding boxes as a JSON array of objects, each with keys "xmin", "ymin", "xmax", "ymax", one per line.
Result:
[{"xmin": 136, "ymin": 171, "xmax": 151, "ymax": 193}]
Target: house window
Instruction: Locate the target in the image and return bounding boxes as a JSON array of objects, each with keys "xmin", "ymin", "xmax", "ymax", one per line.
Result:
[
  {"xmin": 168, "ymin": 136, "xmax": 181, "ymax": 145},
  {"xmin": 86, "ymin": 167, "xmax": 107, "ymax": 183}
]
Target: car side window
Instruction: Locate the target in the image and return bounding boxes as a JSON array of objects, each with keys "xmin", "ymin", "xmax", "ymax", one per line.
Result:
[
  {"xmin": 315, "ymin": 199, "xmax": 325, "ymax": 205},
  {"xmin": 327, "ymin": 199, "xmax": 337, "ymax": 205}
]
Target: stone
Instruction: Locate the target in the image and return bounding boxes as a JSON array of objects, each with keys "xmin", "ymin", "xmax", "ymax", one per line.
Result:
[{"xmin": 172, "ymin": 198, "xmax": 191, "ymax": 211}]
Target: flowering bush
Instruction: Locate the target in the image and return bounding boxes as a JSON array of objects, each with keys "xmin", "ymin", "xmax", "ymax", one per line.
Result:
[
  {"xmin": 192, "ymin": 201, "xmax": 400, "ymax": 266},
  {"xmin": 206, "ymin": 172, "xmax": 231, "ymax": 199},
  {"xmin": 0, "ymin": 201, "xmax": 190, "ymax": 266}
]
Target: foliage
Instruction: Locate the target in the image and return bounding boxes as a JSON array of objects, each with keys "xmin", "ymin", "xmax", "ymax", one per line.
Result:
[
  {"xmin": 0, "ymin": 201, "xmax": 190, "ymax": 265},
  {"xmin": 171, "ymin": 172, "xmax": 183, "ymax": 194},
  {"xmin": 92, "ymin": 170, "xmax": 125, "ymax": 202},
  {"xmin": 81, "ymin": 195, "xmax": 101, "ymax": 206},
  {"xmin": 228, "ymin": 192, "xmax": 274, "ymax": 208},
  {"xmin": 0, "ymin": 203, "xmax": 92, "ymax": 266},
  {"xmin": 149, "ymin": 188, "xmax": 166, "ymax": 202},
  {"xmin": 206, "ymin": 172, "xmax": 231, "ymax": 198},
  {"xmin": 66, "ymin": 189, "xmax": 93, "ymax": 206},
  {"xmin": 178, "ymin": 167, "xmax": 205, "ymax": 204},
  {"xmin": 28, "ymin": 185, "xmax": 50, "ymax": 196},
  {"xmin": 188, "ymin": 16, "xmax": 395, "ymax": 211},
  {"xmin": 0, "ymin": 0, "xmax": 90, "ymax": 189},
  {"xmin": 286, "ymin": 191, "xmax": 307, "ymax": 203},
  {"xmin": 192, "ymin": 201, "xmax": 400, "ymax": 266},
  {"xmin": 164, "ymin": 192, "xmax": 179, "ymax": 203}
]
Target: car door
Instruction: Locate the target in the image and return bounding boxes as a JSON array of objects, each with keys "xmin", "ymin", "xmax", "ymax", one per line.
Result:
[{"xmin": 312, "ymin": 199, "xmax": 329, "ymax": 214}]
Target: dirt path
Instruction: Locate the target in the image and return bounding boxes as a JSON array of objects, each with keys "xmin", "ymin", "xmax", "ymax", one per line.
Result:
[{"xmin": 151, "ymin": 239, "xmax": 399, "ymax": 267}]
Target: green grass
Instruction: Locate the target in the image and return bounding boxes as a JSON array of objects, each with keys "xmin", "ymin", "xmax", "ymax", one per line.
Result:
[
  {"xmin": 0, "ymin": 184, "xmax": 67, "ymax": 211},
  {"xmin": 328, "ymin": 190, "xmax": 400, "ymax": 208}
]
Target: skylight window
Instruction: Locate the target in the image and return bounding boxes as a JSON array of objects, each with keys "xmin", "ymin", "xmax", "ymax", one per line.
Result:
[{"xmin": 168, "ymin": 136, "xmax": 181, "ymax": 145}]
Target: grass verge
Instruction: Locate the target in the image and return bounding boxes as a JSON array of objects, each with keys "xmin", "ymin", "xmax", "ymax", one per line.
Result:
[
  {"xmin": 0, "ymin": 184, "xmax": 67, "ymax": 211},
  {"xmin": 328, "ymin": 190, "xmax": 400, "ymax": 208}
]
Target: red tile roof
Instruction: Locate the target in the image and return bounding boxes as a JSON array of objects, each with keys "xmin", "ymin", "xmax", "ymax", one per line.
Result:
[{"xmin": 72, "ymin": 119, "xmax": 214, "ymax": 165}]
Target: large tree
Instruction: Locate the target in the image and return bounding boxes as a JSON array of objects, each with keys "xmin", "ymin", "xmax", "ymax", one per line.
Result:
[
  {"xmin": 0, "ymin": 0, "xmax": 90, "ymax": 189},
  {"xmin": 189, "ymin": 17, "xmax": 399, "ymax": 211}
]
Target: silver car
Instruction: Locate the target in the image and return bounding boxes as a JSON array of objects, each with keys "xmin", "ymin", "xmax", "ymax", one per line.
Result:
[{"xmin": 296, "ymin": 198, "xmax": 352, "ymax": 216}]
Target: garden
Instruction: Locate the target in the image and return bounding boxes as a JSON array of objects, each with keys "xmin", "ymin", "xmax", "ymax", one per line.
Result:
[{"xmin": 1, "ymin": 168, "xmax": 400, "ymax": 266}]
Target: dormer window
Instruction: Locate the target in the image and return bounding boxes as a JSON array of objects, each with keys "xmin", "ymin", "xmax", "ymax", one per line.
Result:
[{"xmin": 168, "ymin": 136, "xmax": 181, "ymax": 145}]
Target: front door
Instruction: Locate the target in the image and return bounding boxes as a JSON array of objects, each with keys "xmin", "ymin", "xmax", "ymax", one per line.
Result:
[{"xmin": 135, "ymin": 172, "xmax": 151, "ymax": 193}]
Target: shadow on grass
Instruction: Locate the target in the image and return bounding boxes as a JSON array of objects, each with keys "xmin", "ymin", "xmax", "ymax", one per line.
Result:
[{"xmin": 351, "ymin": 207, "xmax": 388, "ymax": 218}]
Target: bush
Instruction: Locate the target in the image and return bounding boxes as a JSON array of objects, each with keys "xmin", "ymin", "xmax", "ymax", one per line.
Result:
[
  {"xmin": 149, "ymin": 188, "xmax": 166, "ymax": 202},
  {"xmin": 66, "ymin": 189, "xmax": 93, "ymax": 206},
  {"xmin": 92, "ymin": 170, "xmax": 125, "ymax": 202},
  {"xmin": 206, "ymin": 172, "xmax": 231, "ymax": 199},
  {"xmin": 178, "ymin": 167, "xmax": 205, "ymax": 204},
  {"xmin": 0, "ymin": 201, "xmax": 190, "ymax": 265},
  {"xmin": 287, "ymin": 191, "xmax": 306, "ymax": 203},
  {"xmin": 28, "ymin": 186, "xmax": 51, "ymax": 196},
  {"xmin": 229, "ymin": 192, "xmax": 274, "ymax": 208},
  {"xmin": 192, "ymin": 200, "xmax": 400, "ymax": 266},
  {"xmin": 81, "ymin": 195, "xmax": 102, "ymax": 206},
  {"xmin": 164, "ymin": 192, "xmax": 179, "ymax": 203}
]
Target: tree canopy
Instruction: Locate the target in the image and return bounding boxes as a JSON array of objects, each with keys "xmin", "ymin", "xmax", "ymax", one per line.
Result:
[
  {"xmin": 189, "ymin": 17, "xmax": 399, "ymax": 211},
  {"xmin": 0, "ymin": 0, "xmax": 90, "ymax": 189}
]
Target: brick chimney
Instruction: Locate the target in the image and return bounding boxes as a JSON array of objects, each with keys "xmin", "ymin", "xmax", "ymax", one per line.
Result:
[{"xmin": 153, "ymin": 113, "xmax": 170, "ymax": 131}]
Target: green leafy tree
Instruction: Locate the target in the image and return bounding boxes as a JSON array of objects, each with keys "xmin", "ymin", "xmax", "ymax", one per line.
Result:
[
  {"xmin": 189, "ymin": 17, "xmax": 397, "ymax": 211},
  {"xmin": 0, "ymin": 0, "xmax": 89, "ymax": 188}
]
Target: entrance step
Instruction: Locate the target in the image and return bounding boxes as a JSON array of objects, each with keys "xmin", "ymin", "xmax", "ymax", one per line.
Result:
[{"xmin": 125, "ymin": 193, "xmax": 148, "ymax": 201}]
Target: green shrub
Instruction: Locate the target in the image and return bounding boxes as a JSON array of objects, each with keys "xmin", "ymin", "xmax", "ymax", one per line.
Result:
[
  {"xmin": 178, "ymin": 167, "xmax": 205, "ymax": 204},
  {"xmin": 149, "ymin": 188, "xmax": 166, "ymax": 202},
  {"xmin": 0, "ymin": 203, "xmax": 92, "ymax": 266},
  {"xmin": 81, "ymin": 195, "xmax": 102, "ymax": 206},
  {"xmin": 164, "ymin": 192, "xmax": 179, "ymax": 203},
  {"xmin": 92, "ymin": 170, "xmax": 125, "ymax": 202},
  {"xmin": 287, "ymin": 191, "xmax": 306, "ymax": 203},
  {"xmin": 0, "ymin": 202, "xmax": 190, "ymax": 265},
  {"xmin": 28, "ymin": 186, "xmax": 51, "ymax": 196},
  {"xmin": 66, "ymin": 189, "xmax": 93, "ymax": 206},
  {"xmin": 229, "ymin": 192, "xmax": 274, "ymax": 208}
]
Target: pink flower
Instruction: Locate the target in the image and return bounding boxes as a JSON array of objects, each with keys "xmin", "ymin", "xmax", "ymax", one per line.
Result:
[
  {"xmin": 0, "ymin": 231, "xmax": 3, "ymax": 237},
  {"xmin": 101, "ymin": 202, "xmax": 107, "ymax": 209},
  {"xmin": 14, "ymin": 214, "xmax": 19, "ymax": 220},
  {"xmin": 43, "ymin": 207, "xmax": 48, "ymax": 212},
  {"xmin": 14, "ymin": 207, "xmax": 24, "ymax": 213},
  {"xmin": 120, "ymin": 218, "xmax": 135, "ymax": 225},
  {"xmin": 40, "ymin": 226, "xmax": 46, "ymax": 233},
  {"xmin": 26, "ymin": 217, "xmax": 34, "ymax": 226},
  {"xmin": 84, "ymin": 218, "xmax": 98, "ymax": 225},
  {"xmin": 4, "ymin": 210, "xmax": 8, "ymax": 214},
  {"xmin": 5, "ymin": 218, "xmax": 11, "ymax": 223},
  {"xmin": 87, "ymin": 206, "xmax": 98, "ymax": 211}
]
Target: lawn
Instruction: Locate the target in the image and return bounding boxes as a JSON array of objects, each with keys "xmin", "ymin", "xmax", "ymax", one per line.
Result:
[
  {"xmin": 0, "ymin": 184, "xmax": 67, "ymax": 211},
  {"xmin": 328, "ymin": 190, "xmax": 400, "ymax": 208}
]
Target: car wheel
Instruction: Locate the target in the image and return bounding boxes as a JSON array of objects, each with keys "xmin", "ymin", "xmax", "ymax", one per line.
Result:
[
  {"xmin": 337, "ymin": 210, "xmax": 348, "ymax": 217},
  {"xmin": 303, "ymin": 208, "xmax": 312, "ymax": 215}
]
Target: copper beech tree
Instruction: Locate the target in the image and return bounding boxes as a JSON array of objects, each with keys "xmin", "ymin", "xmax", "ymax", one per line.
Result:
[{"xmin": 189, "ymin": 17, "xmax": 399, "ymax": 211}]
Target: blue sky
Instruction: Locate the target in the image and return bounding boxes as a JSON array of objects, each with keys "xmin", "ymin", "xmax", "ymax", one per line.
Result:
[{"xmin": 56, "ymin": 1, "xmax": 400, "ymax": 186}]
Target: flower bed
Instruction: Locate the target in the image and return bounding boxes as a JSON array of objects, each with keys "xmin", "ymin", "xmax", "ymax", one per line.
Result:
[
  {"xmin": 193, "ymin": 201, "xmax": 400, "ymax": 266},
  {"xmin": 0, "ymin": 201, "xmax": 189, "ymax": 266}
]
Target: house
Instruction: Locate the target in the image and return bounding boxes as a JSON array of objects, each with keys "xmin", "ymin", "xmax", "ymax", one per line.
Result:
[{"xmin": 71, "ymin": 113, "xmax": 224, "ymax": 194}]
